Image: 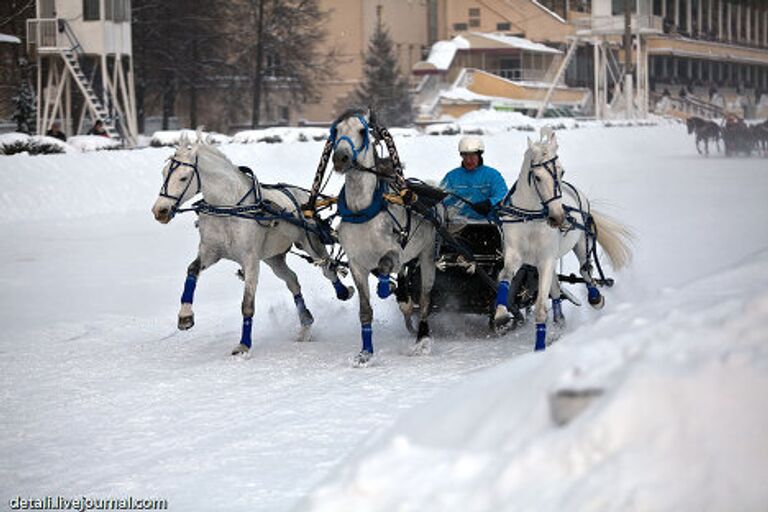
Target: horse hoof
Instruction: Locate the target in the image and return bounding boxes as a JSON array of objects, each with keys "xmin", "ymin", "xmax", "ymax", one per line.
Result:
[
  {"xmin": 409, "ymin": 337, "xmax": 432, "ymax": 356},
  {"xmin": 231, "ymin": 344, "xmax": 250, "ymax": 356},
  {"xmin": 178, "ymin": 315, "xmax": 194, "ymax": 330},
  {"xmin": 299, "ymin": 310, "xmax": 315, "ymax": 327},
  {"xmin": 296, "ymin": 325, "xmax": 312, "ymax": 342},
  {"xmin": 493, "ymin": 312, "xmax": 513, "ymax": 329},
  {"xmin": 352, "ymin": 350, "xmax": 374, "ymax": 367},
  {"xmin": 337, "ymin": 286, "xmax": 354, "ymax": 301},
  {"xmin": 589, "ymin": 294, "xmax": 605, "ymax": 310}
]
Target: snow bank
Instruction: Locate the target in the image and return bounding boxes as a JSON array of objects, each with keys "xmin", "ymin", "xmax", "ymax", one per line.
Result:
[
  {"xmin": 300, "ymin": 251, "xmax": 768, "ymax": 512},
  {"xmin": 0, "ymin": 147, "xmax": 171, "ymax": 222},
  {"xmin": 150, "ymin": 129, "xmax": 231, "ymax": 147},
  {"xmin": 232, "ymin": 127, "xmax": 328, "ymax": 144},
  {"xmin": 67, "ymin": 135, "xmax": 121, "ymax": 152}
]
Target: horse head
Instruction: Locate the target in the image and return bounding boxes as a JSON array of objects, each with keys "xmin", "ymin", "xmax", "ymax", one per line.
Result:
[
  {"xmin": 330, "ymin": 108, "xmax": 376, "ymax": 173},
  {"xmin": 527, "ymin": 132, "xmax": 565, "ymax": 228},
  {"xmin": 152, "ymin": 133, "xmax": 201, "ymax": 224}
]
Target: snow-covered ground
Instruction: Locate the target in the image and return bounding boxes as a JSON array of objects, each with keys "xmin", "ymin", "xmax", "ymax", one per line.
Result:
[{"xmin": 1, "ymin": 121, "xmax": 767, "ymax": 511}]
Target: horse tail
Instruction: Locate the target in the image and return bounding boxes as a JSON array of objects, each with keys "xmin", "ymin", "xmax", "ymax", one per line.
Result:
[{"xmin": 590, "ymin": 209, "xmax": 633, "ymax": 270}]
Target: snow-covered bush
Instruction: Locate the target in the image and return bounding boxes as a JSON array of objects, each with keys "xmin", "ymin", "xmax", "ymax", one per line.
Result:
[
  {"xmin": 0, "ymin": 133, "xmax": 68, "ymax": 155},
  {"xmin": 67, "ymin": 135, "xmax": 121, "ymax": 152},
  {"xmin": 150, "ymin": 129, "xmax": 231, "ymax": 147}
]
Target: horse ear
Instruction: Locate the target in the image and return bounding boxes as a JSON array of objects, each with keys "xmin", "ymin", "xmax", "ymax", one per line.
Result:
[
  {"xmin": 179, "ymin": 131, "xmax": 189, "ymax": 148},
  {"xmin": 527, "ymin": 136, "xmax": 534, "ymax": 149},
  {"xmin": 368, "ymin": 107, "xmax": 377, "ymax": 127},
  {"xmin": 549, "ymin": 132, "xmax": 558, "ymax": 152},
  {"xmin": 196, "ymin": 127, "xmax": 205, "ymax": 145},
  {"xmin": 540, "ymin": 125, "xmax": 554, "ymax": 143}
]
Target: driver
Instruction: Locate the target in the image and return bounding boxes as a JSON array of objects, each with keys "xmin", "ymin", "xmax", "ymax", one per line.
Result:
[{"xmin": 440, "ymin": 135, "xmax": 508, "ymax": 221}]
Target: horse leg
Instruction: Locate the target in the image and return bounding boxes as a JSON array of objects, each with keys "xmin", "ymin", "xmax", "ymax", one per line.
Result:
[
  {"xmin": 695, "ymin": 135, "xmax": 703, "ymax": 155},
  {"xmin": 494, "ymin": 248, "xmax": 522, "ymax": 328},
  {"xmin": 534, "ymin": 259, "xmax": 556, "ymax": 351},
  {"xmin": 574, "ymin": 235, "xmax": 604, "ymax": 309},
  {"xmin": 264, "ymin": 254, "xmax": 314, "ymax": 341},
  {"xmin": 349, "ymin": 262, "xmax": 374, "ymax": 366},
  {"xmin": 231, "ymin": 259, "xmax": 260, "ymax": 356},
  {"xmin": 375, "ymin": 251, "xmax": 399, "ymax": 299},
  {"xmin": 301, "ymin": 232, "xmax": 354, "ymax": 301},
  {"xmin": 178, "ymin": 249, "xmax": 220, "ymax": 330},
  {"xmin": 549, "ymin": 271, "xmax": 565, "ymax": 326},
  {"xmin": 411, "ymin": 248, "xmax": 436, "ymax": 355}
]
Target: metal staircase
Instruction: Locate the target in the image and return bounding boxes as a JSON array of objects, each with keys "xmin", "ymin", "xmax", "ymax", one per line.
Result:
[
  {"xmin": 58, "ymin": 20, "xmax": 121, "ymax": 140},
  {"xmin": 60, "ymin": 49, "xmax": 120, "ymax": 139}
]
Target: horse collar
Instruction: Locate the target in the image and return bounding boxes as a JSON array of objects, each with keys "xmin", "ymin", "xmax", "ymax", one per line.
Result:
[{"xmin": 337, "ymin": 180, "xmax": 389, "ymax": 224}]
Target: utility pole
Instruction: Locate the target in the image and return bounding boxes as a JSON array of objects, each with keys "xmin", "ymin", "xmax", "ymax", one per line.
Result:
[
  {"xmin": 624, "ymin": 0, "xmax": 634, "ymax": 118},
  {"xmin": 251, "ymin": 0, "xmax": 265, "ymax": 128}
]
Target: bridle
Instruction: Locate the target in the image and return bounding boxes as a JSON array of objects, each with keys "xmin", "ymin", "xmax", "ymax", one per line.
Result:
[
  {"xmin": 158, "ymin": 156, "xmax": 201, "ymax": 213},
  {"xmin": 329, "ymin": 114, "xmax": 371, "ymax": 164},
  {"xmin": 528, "ymin": 154, "xmax": 562, "ymax": 207}
]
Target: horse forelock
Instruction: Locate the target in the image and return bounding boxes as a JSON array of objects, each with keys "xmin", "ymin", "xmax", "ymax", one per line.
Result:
[{"xmin": 334, "ymin": 108, "xmax": 368, "ymax": 127}]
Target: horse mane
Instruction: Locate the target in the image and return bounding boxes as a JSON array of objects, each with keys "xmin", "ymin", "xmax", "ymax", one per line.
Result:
[{"xmin": 333, "ymin": 107, "xmax": 367, "ymax": 126}]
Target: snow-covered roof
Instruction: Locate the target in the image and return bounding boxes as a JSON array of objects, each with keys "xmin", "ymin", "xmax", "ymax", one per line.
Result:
[
  {"xmin": 473, "ymin": 32, "xmax": 562, "ymax": 54},
  {"xmin": 0, "ymin": 33, "xmax": 21, "ymax": 44},
  {"xmin": 417, "ymin": 33, "xmax": 560, "ymax": 74}
]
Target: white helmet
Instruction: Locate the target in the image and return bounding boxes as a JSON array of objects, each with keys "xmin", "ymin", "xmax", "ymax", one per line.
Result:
[{"xmin": 458, "ymin": 135, "xmax": 484, "ymax": 154}]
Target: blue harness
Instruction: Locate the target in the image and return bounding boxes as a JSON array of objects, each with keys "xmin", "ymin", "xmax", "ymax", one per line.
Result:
[{"xmin": 337, "ymin": 180, "xmax": 389, "ymax": 224}]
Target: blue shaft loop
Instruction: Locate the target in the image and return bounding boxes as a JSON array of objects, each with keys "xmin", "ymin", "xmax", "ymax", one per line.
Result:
[{"xmin": 535, "ymin": 323, "xmax": 546, "ymax": 351}]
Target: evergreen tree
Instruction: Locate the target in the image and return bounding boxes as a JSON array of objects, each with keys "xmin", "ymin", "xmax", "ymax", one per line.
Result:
[
  {"xmin": 356, "ymin": 20, "xmax": 413, "ymax": 127},
  {"xmin": 12, "ymin": 58, "xmax": 36, "ymax": 134}
]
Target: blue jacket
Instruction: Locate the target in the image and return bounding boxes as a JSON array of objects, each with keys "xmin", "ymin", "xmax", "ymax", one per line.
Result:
[{"xmin": 440, "ymin": 164, "xmax": 508, "ymax": 220}]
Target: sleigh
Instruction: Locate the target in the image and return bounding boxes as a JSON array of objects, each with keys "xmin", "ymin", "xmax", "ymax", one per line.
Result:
[{"xmin": 397, "ymin": 221, "xmax": 615, "ymax": 330}]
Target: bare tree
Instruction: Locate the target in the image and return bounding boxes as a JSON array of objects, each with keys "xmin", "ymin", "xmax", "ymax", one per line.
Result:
[{"xmin": 228, "ymin": 0, "xmax": 335, "ymax": 128}]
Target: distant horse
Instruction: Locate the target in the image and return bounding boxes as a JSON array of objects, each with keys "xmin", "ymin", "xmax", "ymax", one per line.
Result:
[
  {"xmin": 151, "ymin": 133, "xmax": 353, "ymax": 356},
  {"xmin": 750, "ymin": 120, "xmax": 768, "ymax": 156},
  {"xmin": 330, "ymin": 109, "xmax": 438, "ymax": 365},
  {"xmin": 686, "ymin": 116, "xmax": 722, "ymax": 156},
  {"xmin": 494, "ymin": 128, "xmax": 632, "ymax": 351}
]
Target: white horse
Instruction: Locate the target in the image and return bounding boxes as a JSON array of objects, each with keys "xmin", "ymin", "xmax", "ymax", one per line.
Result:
[
  {"xmin": 330, "ymin": 109, "xmax": 438, "ymax": 365},
  {"xmin": 494, "ymin": 129, "xmax": 632, "ymax": 350},
  {"xmin": 151, "ymin": 134, "xmax": 353, "ymax": 356}
]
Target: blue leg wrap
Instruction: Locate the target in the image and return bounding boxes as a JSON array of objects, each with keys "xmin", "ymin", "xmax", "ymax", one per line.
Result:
[
  {"xmin": 588, "ymin": 286, "xmax": 601, "ymax": 301},
  {"xmin": 361, "ymin": 324, "xmax": 373, "ymax": 353},
  {"xmin": 534, "ymin": 324, "xmax": 547, "ymax": 352},
  {"xmin": 496, "ymin": 280, "xmax": 510, "ymax": 308},
  {"xmin": 181, "ymin": 275, "xmax": 197, "ymax": 304},
  {"xmin": 333, "ymin": 279, "xmax": 350, "ymax": 301},
  {"xmin": 535, "ymin": 323, "xmax": 546, "ymax": 351},
  {"xmin": 377, "ymin": 275, "xmax": 393, "ymax": 299},
  {"xmin": 240, "ymin": 317, "xmax": 253, "ymax": 349},
  {"xmin": 294, "ymin": 294, "xmax": 307, "ymax": 311},
  {"xmin": 552, "ymin": 298, "xmax": 563, "ymax": 319}
]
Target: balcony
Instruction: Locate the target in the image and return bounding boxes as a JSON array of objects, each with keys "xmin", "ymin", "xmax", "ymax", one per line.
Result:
[{"xmin": 574, "ymin": 14, "xmax": 664, "ymax": 35}]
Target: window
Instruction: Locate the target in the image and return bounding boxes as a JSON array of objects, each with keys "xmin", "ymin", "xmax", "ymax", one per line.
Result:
[
  {"xmin": 453, "ymin": 23, "xmax": 468, "ymax": 31},
  {"xmin": 83, "ymin": 0, "xmax": 100, "ymax": 21},
  {"xmin": 469, "ymin": 18, "xmax": 480, "ymax": 27},
  {"xmin": 105, "ymin": 0, "xmax": 130, "ymax": 22},
  {"xmin": 468, "ymin": 8, "xmax": 480, "ymax": 17},
  {"xmin": 266, "ymin": 53, "xmax": 282, "ymax": 77},
  {"xmin": 497, "ymin": 22, "xmax": 511, "ymax": 31},
  {"xmin": 611, "ymin": 0, "xmax": 635, "ymax": 15},
  {"xmin": 40, "ymin": 0, "xmax": 55, "ymax": 18}
]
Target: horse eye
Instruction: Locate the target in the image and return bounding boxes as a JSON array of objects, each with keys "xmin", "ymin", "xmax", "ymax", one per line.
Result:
[
  {"xmin": 359, "ymin": 128, "xmax": 366, "ymax": 135},
  {"xmin": 179, "ymin": 177, "xmax": 188, "ymax": 182},
  {"xmin": 535, "ymin": 176, "xmax": 542, "ymax": 182}
]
